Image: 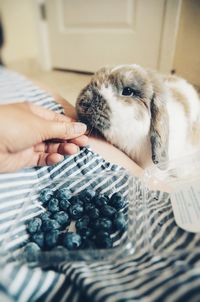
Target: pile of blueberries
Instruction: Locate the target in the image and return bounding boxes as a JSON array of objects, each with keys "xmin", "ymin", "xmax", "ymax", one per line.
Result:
[{"xmin": 24, "ymin": 186, "xmax": 127, "ymax": 260}]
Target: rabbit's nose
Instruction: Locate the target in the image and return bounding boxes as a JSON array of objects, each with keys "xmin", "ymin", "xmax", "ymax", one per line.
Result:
[{"xmin": 79, "ymin": 99, "xmax": 90, "ymax": 109}]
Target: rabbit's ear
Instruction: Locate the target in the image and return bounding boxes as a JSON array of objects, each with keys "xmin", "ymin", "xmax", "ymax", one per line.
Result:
[{"xmin": 150, "ymin": 92, "xmax": 169, "ymax": 166}]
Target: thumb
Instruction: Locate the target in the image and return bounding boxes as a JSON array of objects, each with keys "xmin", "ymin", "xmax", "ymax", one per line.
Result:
[{"xmin": 41, "ymin": 120, "xmax": 87, "ymax": 141}]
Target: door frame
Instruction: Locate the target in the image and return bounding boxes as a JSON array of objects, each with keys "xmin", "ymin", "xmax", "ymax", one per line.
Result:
[
  {"xmin": 34, "ymin": 0, "xmax": 182, "ymax": 73},
  {"xmin": 158, "ymin": 0, "xmax": 182, "ymax": 73}
]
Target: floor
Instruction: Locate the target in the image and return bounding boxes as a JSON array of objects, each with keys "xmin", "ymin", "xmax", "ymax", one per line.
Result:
[
  {"xmin": 7, "ymin": 60, "xmax": 92, "ymax": 107},
  {"xmin": 6, "ymin": 60, "xmax": 200, "ymax": 107}
]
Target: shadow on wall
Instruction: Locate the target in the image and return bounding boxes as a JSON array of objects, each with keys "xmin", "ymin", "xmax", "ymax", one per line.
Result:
[{"xmin": 0, "ymin": 16, "xmax": 4, "ymax": 65}]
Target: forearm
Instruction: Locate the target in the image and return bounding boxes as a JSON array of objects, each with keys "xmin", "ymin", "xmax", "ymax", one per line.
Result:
[{"xmin": 88, "ymin": 135, "xmax": 144, "ymax": 177}]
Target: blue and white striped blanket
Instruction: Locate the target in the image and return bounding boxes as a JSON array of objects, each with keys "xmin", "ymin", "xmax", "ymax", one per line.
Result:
[{"xmin": 0, "ymin": 67, "xmax": 200, "ymax": 302}]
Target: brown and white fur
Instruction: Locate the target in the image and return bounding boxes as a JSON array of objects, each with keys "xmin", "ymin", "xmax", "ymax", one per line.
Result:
[{"xmin": 76, "ymin": 64, "xmax": 200, "ymax": 168}]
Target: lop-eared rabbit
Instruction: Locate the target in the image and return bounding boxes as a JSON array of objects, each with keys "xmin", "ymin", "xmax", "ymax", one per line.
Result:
[{"xmin": 76, "ymin": 65, "xmax": 200, "ymax": 168}]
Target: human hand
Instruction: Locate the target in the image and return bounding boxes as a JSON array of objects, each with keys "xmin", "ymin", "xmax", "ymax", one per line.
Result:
[{"xmin": 0, "ymin": 102, "xmax": 88, "ymax": 172}]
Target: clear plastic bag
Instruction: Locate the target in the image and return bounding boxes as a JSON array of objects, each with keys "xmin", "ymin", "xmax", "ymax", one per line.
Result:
[
  {"xmin": 2, "ymin": 171, "xmax": 141, "ymax": 267},
  {"xmin": 143, "ymin": 151, "xmax": 200, "ymax": 254}
]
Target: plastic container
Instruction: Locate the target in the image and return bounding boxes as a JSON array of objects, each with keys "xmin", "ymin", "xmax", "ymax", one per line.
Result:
[
  {"xmin": 143, "ymin": 152, "xmax": 200, "ymax": 255},
  {"xmin": 2, "ymin": 170, "xmax": 143, "ymax": 267},
  {"xmin": 3, "ymin": 153, "xmax": 200, "ymax": 267}
]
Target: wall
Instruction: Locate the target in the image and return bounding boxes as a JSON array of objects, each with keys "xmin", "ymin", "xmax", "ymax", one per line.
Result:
[
  {"xmin": 173, "ymin": 0, "xmax": 200, "ymax": 86},
  {"xmin": 0, "ymin": 0, "xmax": 38, "ymax": 65},
  {"xmin": 0, "ymin": 0, "xmax": 199, "ymax": 87}
]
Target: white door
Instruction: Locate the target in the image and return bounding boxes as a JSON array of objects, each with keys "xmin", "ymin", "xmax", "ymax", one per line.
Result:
[{"xmin": 45, "ymin": 0, "xmax": 181, "ymax": 73}]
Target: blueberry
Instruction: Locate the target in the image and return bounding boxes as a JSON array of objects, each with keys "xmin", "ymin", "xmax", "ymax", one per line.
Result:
[
  {"xmin": 39, "ymin": 188, "xmax": 54, "ymax": 205},
  {"xmin": 68, "ymin": 203, "xmax": 84, "ymax": 220},
  {"xmin": 91, "ymin": 218, "xmax": 112, "ymax": 233},
  {"xmin": 39, "ymin": 211, "xmax": 51, "ymax": 221},
  {"xmin": 95, "ymin": 231, "xmax": 110, "ymax": 239},
  {"xmin": 31, "ymin": 232, "xmax": 44, "ymax": 248},
  {"xmin": 52, "ymin": 245, "xmax": 66, "ymax": 252},
  {"xmin": 87, "ymin": 207, "xmax": 100, "ymax": 220},
  {"xmin": 55, "ymin": 188, "xmax": 72, "ymax": 200},
  {"xmin": 53, "ymin": 211, "xmax": 70, "ymax": 228},
  {"xmin": 27, "ymin": 217, "xmax": 42, "ymax": 234},
  {"xmin": 62, "ymin": 232, "xmax": 82, "ymax": 250},
  {"xmin": 79, "ymin": 189, "xmax": 96, "ymax": 202},
  {"xmin": 69, "ymin": 196, "xmax": 83, "ymax": 206},
  {"xmin": 42, "ymin": 219, "xmax": 60, "ymax": 232},
  {"xmin": 94, "ymin": 195, "xmax": 108, "ymax": 208},
  {"xmin": 110, "ymin": 192, "xmax": 125, "ymax": 210},
  {"xmin": 24, "ymin": 242, "xmax": 40, "ymax": 262},
  {"xmin": 77, "ymin": 227, "xmax": 93, "ymax": 239},
  {"xmin": 75, "ymin": 216, "xmax": 90, "ymax": 231},
  {"xmin": 47, "ymin": 198, "xmax": 60, "ymax": 213},
  {"xmin": 59, "ymin": 199, "xmax": 71, "ymax": 211},
  {"xmin": 81, "ymin": 238, "xmax": 96, "ymax": 249},
  {"xmin": 100, "ymin": 205, "xmax": 117, "ymax": 219},
  {"xmin": 100, "ymin": 237, "xmax": 113, "ymax": 249},
  {"xmin": 94, "ymin": 231, "xmax": 113, "ymax": 249},
  {"xmin": 113, "ymin": 212, "xmax": 127, "ymax": 232},
  {"xmin": 84, "ymin": 203, "xmax": 95, "ymax": 213},
  {"xmin": 45, "ymin": 229, "xmax": 60, "ymax": 249}
]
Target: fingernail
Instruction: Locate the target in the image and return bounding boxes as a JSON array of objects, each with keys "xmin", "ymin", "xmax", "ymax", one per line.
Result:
[{"xmin": 74, "ymin": 123, "xmax": 87, "ymax": 134}]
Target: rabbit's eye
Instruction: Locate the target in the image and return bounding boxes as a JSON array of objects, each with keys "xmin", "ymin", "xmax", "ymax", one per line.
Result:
[{"xmin": 122, "ymin": 87, "xmax": 136, "ymax": 96}]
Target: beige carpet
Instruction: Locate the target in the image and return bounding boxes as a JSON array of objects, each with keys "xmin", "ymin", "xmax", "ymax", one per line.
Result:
[{"xmin": 7, "ymin": 60, "xmax": 92, "ymax": 107}]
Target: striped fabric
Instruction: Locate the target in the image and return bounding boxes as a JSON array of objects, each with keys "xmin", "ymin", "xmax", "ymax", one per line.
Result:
[{"xmin": 0, "ymin": 67, "xmax": 200, "ymax": 302}]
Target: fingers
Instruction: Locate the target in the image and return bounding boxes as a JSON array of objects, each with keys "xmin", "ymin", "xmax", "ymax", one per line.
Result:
[
  {"xmin": 27, "ymin": 150, "xmax": 65, "ymax": 167},
  {"xmin": 14, "ymin": 102, "xmax": 88, "ymax": 150},
  {"xmin": 0, "ymin": 150, "xmax": 66, "ymax": 172},
  {"xmin": 29, "ymin": 103, "xmax": 88, "ymax": 141},
  {"xmin": 43, "ymin": 120, "xmax": 87, "ymax": 141},
  {"xmin": 58, "ymin": 143, "xmax": 80, "ymax": 155},
  {"xmin": 28, "ymin": 103, "xmax": 73, "ymax": 123},
  {"xmin": 19, "ymin": 149, "xmax": 65, "ymax": 168},
  {"xmin": 44, "ymin": 135, "xmax": 88, "ymax": 147},
  {"xmin": 34, "ymin": 142, "xmax": 80, "ymax": 155},
  {"xmin": 37, "ymin": 153, "xmax": 65, "ymax": 166},
  {"xmin": 70, "ymin": 135, "xmax": 88, "ymax": 146}
]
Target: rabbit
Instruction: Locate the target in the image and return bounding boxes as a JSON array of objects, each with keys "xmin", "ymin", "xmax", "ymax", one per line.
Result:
[{"xmin": 76, "ymin": 64, "xmax": 200, "ymax": 168}]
